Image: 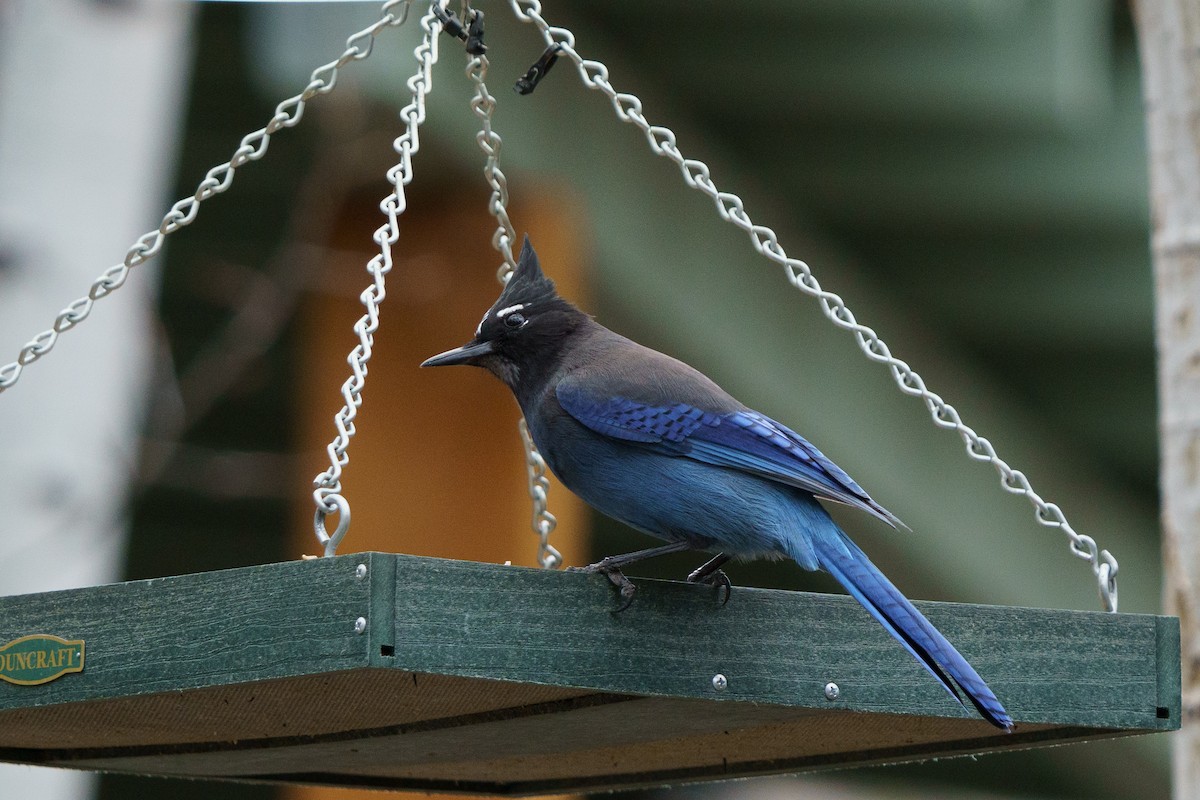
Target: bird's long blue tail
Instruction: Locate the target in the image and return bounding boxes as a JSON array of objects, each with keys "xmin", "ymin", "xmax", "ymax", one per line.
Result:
[{"xmin": 799, "ymin": 530, "xmax": 1013, "ymax": 730}]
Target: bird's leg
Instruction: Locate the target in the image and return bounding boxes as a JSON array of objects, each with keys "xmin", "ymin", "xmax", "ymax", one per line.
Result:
[
  {"xmin": 571, "ymin": 541, "xmax": 695, "ymax": 573},
  {"xmin": 569, "ymin": 541, "xmax": 693, "ymax": 613},
  {"xmin": 686, "ymin": 553, "xmax": 733, "ymax": 606}
]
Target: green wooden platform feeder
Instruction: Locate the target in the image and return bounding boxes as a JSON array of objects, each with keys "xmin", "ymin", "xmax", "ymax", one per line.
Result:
[
  {"xmin": 0, "ymin": 553, "xmax": 1180, "ymax": 794},
  {"xmin": 0, "ymin": 1, "xmax": 1182, "ymax": 794}
]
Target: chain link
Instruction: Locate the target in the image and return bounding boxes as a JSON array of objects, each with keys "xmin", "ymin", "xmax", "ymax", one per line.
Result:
[
  {"xmin": 464, "ymin": 25, "xmax": 559, "ymax": 568},
  {"xmin": 519, "ymin": 419, "xmax": 562, "ymax": 568},
  {"xmin": 465, "ymin": 45, "xmax": 519, "ymax": 282},
  {"xmin": 0, "ymin": 0, "xmax": 414, "ymax": 396},
  {"xmin": 311, "ymin": 3, "xmax": 440, "ymax": 556},
  {"xmin": 509, "ymin": 0, "xmax": 1118, "ymax": 611}
]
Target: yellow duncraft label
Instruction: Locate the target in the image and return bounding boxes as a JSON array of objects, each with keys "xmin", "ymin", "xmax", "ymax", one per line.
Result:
[{"xmin": 0, "ymin": 635, "xmax": 85, "ymax": 686}]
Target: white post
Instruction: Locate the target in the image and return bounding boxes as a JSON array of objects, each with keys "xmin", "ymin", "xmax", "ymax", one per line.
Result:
[
  {"xmin": 1134, "ymin": 2, "xmax": 1200, "ymax": 797},
  {"xmin": 0, "ymin": 1, "xmax": 193, "ymax": 797}
]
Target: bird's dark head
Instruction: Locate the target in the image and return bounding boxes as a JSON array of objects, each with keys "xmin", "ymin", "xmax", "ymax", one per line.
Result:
[{"xmin": 421, "ymin": 236, "xmax": 587, "ymax": 391}]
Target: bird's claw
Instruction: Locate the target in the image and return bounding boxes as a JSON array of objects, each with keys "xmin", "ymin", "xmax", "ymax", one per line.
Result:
[
  {"xmin": 611, "ymin": 573, "xmax": 637, "ymax": 613},
  {"xmin": 569, "ymin": 561, "xmax": 638, "ymax": 613},
  {"xmin": 687, "ymin": 566, "xmax": 732, "ymax": 606}
]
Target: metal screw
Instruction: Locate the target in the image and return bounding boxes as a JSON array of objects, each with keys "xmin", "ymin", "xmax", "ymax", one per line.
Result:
[
  {"xmin": 824, "ymin": 681, "xmax": 840, "ymax": 701},
  {"xmin": 354, "ymin": 616, "xmax": 367, "ymax": 634},
  {"xmin": 711, "ymin": 673, "xmax": 728, "ymax": 692},
  {"xmin": 355, "ymin": 563, "xmax": 368, "ymax": 580}
]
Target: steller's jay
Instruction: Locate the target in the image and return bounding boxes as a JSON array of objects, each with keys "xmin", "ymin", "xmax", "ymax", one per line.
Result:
[{"xmin": 423, "ymin": 236, "xmax": 1012, "ymax": 730}]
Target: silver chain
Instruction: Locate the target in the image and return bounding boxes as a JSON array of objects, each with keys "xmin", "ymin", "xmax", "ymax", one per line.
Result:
[
  {"xmin": 520, "ymin": 419, "xmax": 562, "ymax": 568},
  {"xmin": 509, "ymin": 0, "xmax": 1119, "ymax": 611},
  {"xmin": 0, "ymin": 0, "xmax": 414, "ymax": 396},
  {"xmin": 465, "ymin": 40, "xmax": 519, "ymax": 281},
  {"xmin": 464, "ymin": 24, "xmax": 560, "ymax": 569},
  {"xmin": 311, "ymin": 3, "xmax": 439, "ymax": 556},
  {"xmin": 2, "ymin": 0, "xmax": 1115, "ymax": 601}
]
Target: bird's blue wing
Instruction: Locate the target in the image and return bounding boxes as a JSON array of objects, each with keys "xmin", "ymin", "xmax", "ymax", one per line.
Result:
[
  {"xmin": 556, "ymin": 381, "xmax": 903, "ymax": 528},
  {"xmin": 550, "ymin": 386, "xmax": 721, "ymax": 443}
]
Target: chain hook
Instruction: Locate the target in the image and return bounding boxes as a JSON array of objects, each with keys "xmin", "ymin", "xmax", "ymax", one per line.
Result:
[
  {"xmin": 1098, "ymin": 551, "xmax": 1118, "ymax": 613},
  {"xmin": 434, "ymin": 2, "xmax": 485, "ymax": 54},
  {"xmin": 514, "ymin": 44, "xmax": 562, "ymax": 95},
  {"xmin": 314, "ymin": 493, "xmax": 352, "ymax": 557}
]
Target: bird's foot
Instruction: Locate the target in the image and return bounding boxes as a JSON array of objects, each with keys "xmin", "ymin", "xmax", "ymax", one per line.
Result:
[
  {"xmin": 568, "ymin": 560, "xmax": 638, "ymax": 613},
  {"xmin": 686, "ymin": 566, "xmax": 732, "ymax": 606}
]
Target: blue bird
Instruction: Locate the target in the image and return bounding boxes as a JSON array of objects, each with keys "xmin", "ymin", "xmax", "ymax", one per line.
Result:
[{"xmin": 422, "ymin": 237, "xmax": 1013, "ymax": 730}]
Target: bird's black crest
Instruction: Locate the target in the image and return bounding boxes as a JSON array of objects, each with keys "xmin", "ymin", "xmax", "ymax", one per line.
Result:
[{"xmin": 495, "ymin": 236, "xmax": 560, "ymax": 310}]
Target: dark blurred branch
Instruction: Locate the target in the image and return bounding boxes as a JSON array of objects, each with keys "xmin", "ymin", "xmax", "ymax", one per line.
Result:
[{"xmin": 136, "ymin": 93, "xmax": 399, "ymax": 492}]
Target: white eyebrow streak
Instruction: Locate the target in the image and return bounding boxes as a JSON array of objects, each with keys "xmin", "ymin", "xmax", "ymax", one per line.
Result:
[{"xmin": 476, "ymin": 303, "xmax": 525, "ymax": 336}]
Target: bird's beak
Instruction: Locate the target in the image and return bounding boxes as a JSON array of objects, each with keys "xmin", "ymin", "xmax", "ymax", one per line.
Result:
[{"xmin": 420, "ymin": 339, "xmax": 495, "ymax": 367}]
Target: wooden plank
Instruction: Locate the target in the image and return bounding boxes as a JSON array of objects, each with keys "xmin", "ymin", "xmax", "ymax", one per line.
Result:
[
  {"xmin": 1158, "ymin": 614, "xmax": 1183, "ymax": 724},
  {"xmin": 42, "ymin": 697, "xmax": 1077, "ymax": 787},
  {"xmin": 0, "ymin": 552, "xmax": 1179, "ymax": 729},
  {"xmin": 0, "ymin": 555, "xmax": 370, "ymax": 714},
  {"xmin": 389, "ymin": 553, "xmax": 1178, "ymax": 731}
]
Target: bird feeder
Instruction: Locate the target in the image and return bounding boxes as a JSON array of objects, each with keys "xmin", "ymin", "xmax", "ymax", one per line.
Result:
[
  {"xmin": 0, "ymin": 1, "xmax": 1180, "ymax": 794},
  {"xmin": 0, "ymin": 553, "xmax": 1179, "ymax": 794}
]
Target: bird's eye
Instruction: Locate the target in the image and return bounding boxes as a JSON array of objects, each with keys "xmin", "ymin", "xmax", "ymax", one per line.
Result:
[{"xmin": 504, "ymin": 312, "xmax": 526, "ymax": 328}]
